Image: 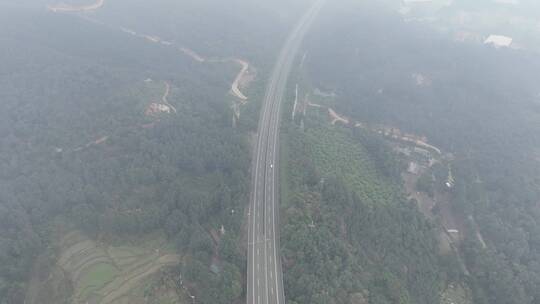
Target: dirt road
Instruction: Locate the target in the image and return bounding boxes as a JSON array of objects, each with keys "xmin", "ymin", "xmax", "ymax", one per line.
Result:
[
  {"xmin": 328, "ymin": 108, "xmax": 349, "ymax": 125},
  {"xmin": 54, "ymin": 8, "xmax": 252, "ymax": 102},
  {"xmin": 323, "ymin": 105, "xmax": 442, "ymax": 155},
  {"xmin": 230, "ymin": 59, "xmax": 249, "ymax": 101},
  {"xmin": 48, "ymin": 0, "xmax": 105, "ymax": 13},
  {"xmin": 180, "ymin": 47, "xmax": 206, "ymax": 63},
  {"xmin": 162, "ymin": 82, "xmax": 177, "ymax": 113},
  {"xmin": 117, "ymin": 27, "xmax": 251, "ymax": 100}
]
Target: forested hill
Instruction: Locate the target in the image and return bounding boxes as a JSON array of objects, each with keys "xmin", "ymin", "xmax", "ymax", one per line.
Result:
[
  {"xmin": 92, "ymin": 0, "xmax": 312, "ymax": 66},
  {"xmin": 0, "ymin": 1, "xmax": 309, "ymax": 303},
  {"xmin": 302, "ymin": 1, "xmax": 540, "ymax": 303},
  {"xmin": 280, "ymin": 118, "xmax": 451, "ymax": 304},
  {"xmin": 0, "ymin": 6, "xmax": 243, "ymax": 303}
]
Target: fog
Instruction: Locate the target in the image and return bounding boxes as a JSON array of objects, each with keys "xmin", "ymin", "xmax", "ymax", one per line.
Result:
[{"xmin": 1, "ymin": 1, "xmax": 540, "ymax": 304}]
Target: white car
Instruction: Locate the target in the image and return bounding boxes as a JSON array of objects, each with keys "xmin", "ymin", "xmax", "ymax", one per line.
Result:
[{"xmin": 270, "ymin": 164, "xmax": 273, "ymax": 169}]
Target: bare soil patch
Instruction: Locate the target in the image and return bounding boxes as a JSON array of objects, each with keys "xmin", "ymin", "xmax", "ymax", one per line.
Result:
[
  {"xmin": 328, "ymin": 108, "xmax": 349, "ymax": 125},
  {"xmin": 230, "ymin": 59, "xmax": 250, "ymax": 101},
  {"xmin": 48, "ymin": 0, "xmax": 105, "ymax": 13}
]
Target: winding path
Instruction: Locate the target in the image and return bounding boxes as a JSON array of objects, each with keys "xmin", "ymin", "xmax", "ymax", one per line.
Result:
[
  {"xmin": 48, "ymin": 0, "xmax": 105, "ymax": 12},
  {"xmin": 162, "ymin": 82, "xmax": 177, "ymax": 113},
  {"xmin": 127, "ymin": 29, "xmax": 252, "ymax": 101},
  {"xmin": 48, "ymin": 1, "xmax": 251, "ymax": 102},
  {"xmin": 230, "ymin": 59, "xmax": 250, "ymax": 101}
]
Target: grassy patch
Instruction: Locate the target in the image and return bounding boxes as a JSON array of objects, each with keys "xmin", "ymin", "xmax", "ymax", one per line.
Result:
[
  {"xmin": 108, "ymin": 246, "xmax": 146, "ymax": 260},
  {"xmin": 108, "ymin": 246, "xmax": 146, "ymax": 268},
  {"xmin": 110, "ymin": 246, "xmax": 145, "ymax": 257},
  {"xmin": 55, "ymin": 232, "xmax": 182, "ymax": 303},
  {"xmin": 106, "ymin": 230, "xmax": 169, "ymax": 250},
  {"xmin": 290, "ymin": 116, "xmax": 396, "ymax": 205},
  {"xmin": 78, "ymin": 262, "xmax": 118, "ymax": 299}
]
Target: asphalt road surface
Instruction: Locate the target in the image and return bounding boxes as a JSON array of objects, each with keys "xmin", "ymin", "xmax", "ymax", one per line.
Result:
[{"xmin": 247, "ymin": 1, "xmax": 325, "ymax": 304}]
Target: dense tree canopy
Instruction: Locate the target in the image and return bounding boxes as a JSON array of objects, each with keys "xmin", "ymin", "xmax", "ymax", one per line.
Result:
[
  {"xmin": 302, "ymin": 1, "xmax": 540, "ymax": 303},
  {"xmin": 0, "ymin": 2, "xmax": 284, "ymax": 301},
  {"xmin": 281, "ymin": 120, "xmax": 451, "ymax": 304}
]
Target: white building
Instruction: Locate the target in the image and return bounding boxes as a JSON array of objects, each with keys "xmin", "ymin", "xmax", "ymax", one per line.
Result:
[
  {"xmin": 484, "ymin": 35, "xmax": 513, "ymax": 48},
  {"xmin": 407, "ymin": 162, "xmax": 420, "ymax": 175}
]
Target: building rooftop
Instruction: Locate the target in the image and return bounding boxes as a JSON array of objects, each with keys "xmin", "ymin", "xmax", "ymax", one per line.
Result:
[{"xmin": 484, "ymin": 35, "xmax": 513, "ymax": 48}]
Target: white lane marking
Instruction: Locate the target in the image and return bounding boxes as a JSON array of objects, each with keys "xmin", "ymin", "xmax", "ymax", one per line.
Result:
[
  {"xmin": 271, "ymin": 88, "xmax": 281, "ymax": 304},
  {"xmin": 251, "ymin": 57, "xmax": 275, "ymax": 304},
  {"xmin": 248, "ymin": 3, "xmax": 325, "ymax": 304},
  {"xmin": 263, "ymin": 147, "xmax": 270, "ymax": 304}
]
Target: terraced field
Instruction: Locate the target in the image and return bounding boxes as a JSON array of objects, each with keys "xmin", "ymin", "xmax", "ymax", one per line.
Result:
[{"xmin": 52, "ymin": 231, "xmax": 182, "ymax": 304}]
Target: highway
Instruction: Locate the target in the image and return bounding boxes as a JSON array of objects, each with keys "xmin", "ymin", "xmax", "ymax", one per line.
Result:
[{"xmin": 246, "ymin": 1, "xmax": 325, "ymax": 304}]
